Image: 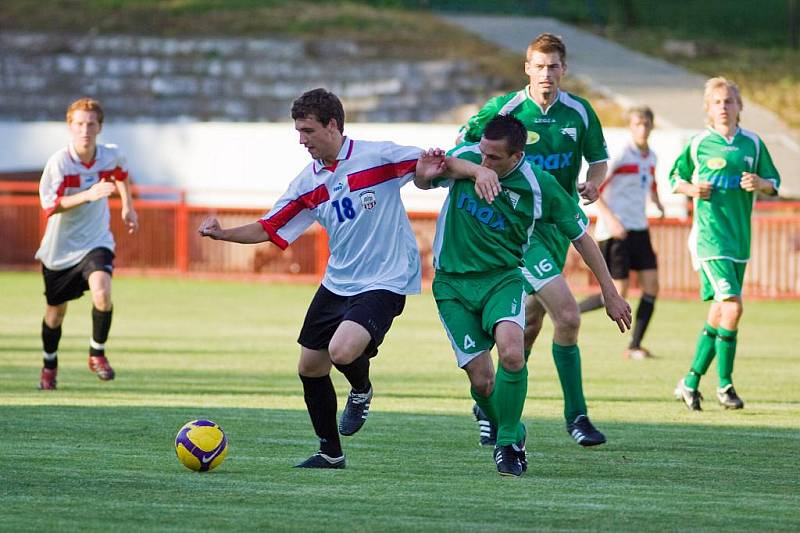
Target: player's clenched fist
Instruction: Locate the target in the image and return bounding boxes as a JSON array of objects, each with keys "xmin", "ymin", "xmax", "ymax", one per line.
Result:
[
  {"xmin": 86, "ymin": 181, "xmax": 116, "ymax": 201},
  {"xmin": 198, "ymin": 217, "xmax": 223, "ymax": 239}
]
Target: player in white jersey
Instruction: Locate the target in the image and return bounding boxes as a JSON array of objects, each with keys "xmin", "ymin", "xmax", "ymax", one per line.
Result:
[
  {"xmin": 580, "ymin": 107, "xmax": 664, "ymax": 360},
  {"xmin": 36, "ymin": 98, "xmax": 139, "ymax": 390},
  {"xmin": 199, "ymin": 89, "xmax": 446, "ymax": 469}
]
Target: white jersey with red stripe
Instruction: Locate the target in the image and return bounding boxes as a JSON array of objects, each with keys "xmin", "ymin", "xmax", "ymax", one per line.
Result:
[
  {"xmin": 594, "ymin": 143, "xmax": 657, "ymax": 241},
  {"xmin": 35, "ymin": 143, "xmax": 129, "ymax": 270},
  {"xmin": 259, "ymin": 137, "xmax": 422, "ymax": 296}
]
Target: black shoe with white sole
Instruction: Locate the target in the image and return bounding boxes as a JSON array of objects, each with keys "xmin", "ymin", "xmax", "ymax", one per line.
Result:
[{"xmin": 566, "ymin": 414, "xmax": 607, "ymax": 447}]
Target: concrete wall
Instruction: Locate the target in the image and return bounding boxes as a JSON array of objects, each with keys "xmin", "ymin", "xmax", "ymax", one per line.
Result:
[
  {"xmin": 0, "ymin": 31, "xmax": 505, "ymax": 123},
  {"xmin": 0, "ymin": 121, "xmax": 690, "ymax": 216}
]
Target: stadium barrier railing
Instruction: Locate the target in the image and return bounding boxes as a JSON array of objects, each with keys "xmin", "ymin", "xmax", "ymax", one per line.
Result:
[{"xmin": 2, "ymin": 181, "xmax": 799, "ymax": 299}]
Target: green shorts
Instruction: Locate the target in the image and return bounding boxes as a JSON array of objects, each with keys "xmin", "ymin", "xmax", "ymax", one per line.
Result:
[
  {"xmin": 521, "ymin": 224, "xmax": 570, "ymax": 295},
  {"xmin": 433, "ymin": 269, "xmax": 526, "ymax": 368},
  {"xmin": 698, "ymin": 259, "xmax": 746, "ymax": 301}
]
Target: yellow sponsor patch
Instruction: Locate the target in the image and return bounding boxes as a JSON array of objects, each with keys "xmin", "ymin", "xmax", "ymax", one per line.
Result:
[
  {"xmin": 526, "ymin": 131, "xmax": 540, "ymax": 145},
  {"xmin": 706, "ymin": 157, "xmax": 727, "ymax": 170}
]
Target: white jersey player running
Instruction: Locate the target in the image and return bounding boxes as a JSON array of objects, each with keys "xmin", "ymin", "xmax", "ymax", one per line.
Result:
[
  {"xmin": 199, "ymin": 88, "xmax": 446, "ymax": 469},
  {"xmin": 580, "ymin": 106, "xmax": 664, "ymax": 360},
  {"xmin": 36, "ymin": 97, "xmax": 139, "ymax": 391}
]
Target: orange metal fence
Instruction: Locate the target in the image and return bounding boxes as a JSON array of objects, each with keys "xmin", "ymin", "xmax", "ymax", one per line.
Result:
[{"xmin": 2, "ymin": 181, "xmax": 799, "ymax": 299}]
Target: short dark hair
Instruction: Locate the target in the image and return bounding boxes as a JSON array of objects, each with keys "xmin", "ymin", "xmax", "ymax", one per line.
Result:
[
  {"xmin": 483, "ymin": 115, "xmax": 527, "ymax": 155},
  {"xmin": 626, "ymin": 105, "xmax": 654, "ymax": 124},
  {"xmin": 291, "ymin": 88, "xmax": 345, "ymax": 132}
]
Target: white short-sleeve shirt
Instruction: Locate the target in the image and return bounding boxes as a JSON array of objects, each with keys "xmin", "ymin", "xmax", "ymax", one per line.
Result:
[
  {"xmin": 594, "ymin": 143, "xmax": 657, "ymax": 241},
  {"xmin": 259, "ymin": 138, "xmax": 422, "ymax": 296},
  {"xmin": 35, "ymin": 143, "xmax": 129, "ymax": 270}
]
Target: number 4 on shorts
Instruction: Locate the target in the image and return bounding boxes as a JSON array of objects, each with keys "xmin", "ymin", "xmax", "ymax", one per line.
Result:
[{"xmin": 464, "ymin": 335, "xmax": 476, "ymax": 350}]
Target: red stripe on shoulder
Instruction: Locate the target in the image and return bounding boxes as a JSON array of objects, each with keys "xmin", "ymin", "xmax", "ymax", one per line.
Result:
[
  {"xmin": 612, "ymin": 164, "xmax": 640, "ymax": 176},
  {"xmin": 259, "ymin": 184, "xmax": 329, "ymax": 249},
  {"xmin": 348, "ymin": 159, "xmax": 417, "ymax": 191}
]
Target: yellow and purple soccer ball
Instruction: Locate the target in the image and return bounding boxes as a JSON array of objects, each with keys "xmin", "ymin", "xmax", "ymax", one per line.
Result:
[{"xmin": 174, "ymin": 419, "xmax": 228, "ymax": 472}]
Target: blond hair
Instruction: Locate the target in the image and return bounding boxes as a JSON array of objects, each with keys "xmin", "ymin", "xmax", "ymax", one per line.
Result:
[
  {"xmin": 66, "ymin": 97, "xmax": 104, "ymax": 125},
  {"xmin": 526, "ymin": 33, "xmax": 567, "ymax": 64},
  {"xmin": 703, "ymin": 77, "xmax": 742, "ymax": 125}
]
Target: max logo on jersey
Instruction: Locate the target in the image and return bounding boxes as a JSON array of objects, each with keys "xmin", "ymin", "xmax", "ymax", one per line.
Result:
[
  {"xmin": 360, "ymin": 190, "xmax": 376, "ymax": 210},
  {"xmin": 527, "ymin": 152, "xmax": 574, "ymax": 171},
  {"xmin": 457, "ymin": 192, "xmax": 506, "ymax": 230}
]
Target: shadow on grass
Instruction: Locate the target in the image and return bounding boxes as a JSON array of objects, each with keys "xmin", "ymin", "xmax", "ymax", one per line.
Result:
[{"xmin": 1, "ymin": 405, "xmax": 798, "ymax": 532}]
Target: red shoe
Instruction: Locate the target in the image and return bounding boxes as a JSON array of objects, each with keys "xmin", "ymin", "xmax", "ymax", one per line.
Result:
[
  {"xmin": 39, "ymin": 367, "xmax": 57, "ymax": 390},
  {"xmin": 88, "ymin": 355, "xmax": 116, "ymax": 380}
]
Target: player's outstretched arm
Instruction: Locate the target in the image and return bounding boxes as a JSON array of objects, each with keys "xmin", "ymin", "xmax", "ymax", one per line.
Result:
[
  {"xmin": 198, "ymin": 217, "xmax": 271, "ymax": 244},
  {"xmin": 572, "ymin": 233, "xmax": 632, "ymax": 332}
]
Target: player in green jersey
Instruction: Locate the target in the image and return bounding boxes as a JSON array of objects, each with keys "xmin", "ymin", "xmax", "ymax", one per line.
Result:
[
  {"xmin": 419, "ymin": 116, "xmax": 630, "ymax": 474},
  {"xmin": 670, "ymin": 77, "xmax": 780, "ymax": 411},
  {"xmin": 459, "ymin": 33, "xmax": 619, "ymax": 446}
]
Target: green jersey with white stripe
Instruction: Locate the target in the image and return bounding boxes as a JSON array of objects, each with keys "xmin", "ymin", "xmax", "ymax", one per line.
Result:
[
  {"xmin": 432, "ymin": 143, "xmax": 588, "ymax": 275},
  {"xmin": 669, "ymin": 127, "xmax": 780, "ymax": 264},
  {"xmin": 459, "ymin": 88, "xmax": 608, "ymax": 199}
]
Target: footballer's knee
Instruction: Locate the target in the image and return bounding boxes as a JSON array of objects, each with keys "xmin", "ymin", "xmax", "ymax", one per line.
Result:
[
  {"xmin": 91, "ymin": 291, "xmax": 112, "ymax": 311},
  {"xmin": 721, "ymin": 299, "xmax": 743, "ymax": 327},
  {"xmin": 44, "ymin": 304, "xmax": 67, "ymax": 328},
  {"xmin": 327, "ymin": 341, "xmax": 361, "ymax": 366},
  {"xmin": 552, "ymin": 305, "xmax": 580, "ymax": 343},
  {"xmin": 469, "ymin": 373, "xmax": 495, "ymax": 397},
  {"xmin": 496, "ymin": 324, "xmax": 525, "ymax": 372},
  {"xmin": 298, "ymin": 352, "xmax": 331, "ymax": 377}
]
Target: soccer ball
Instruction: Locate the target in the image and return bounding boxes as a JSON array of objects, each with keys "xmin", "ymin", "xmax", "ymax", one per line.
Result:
[{"xmin": 174, "ymin": 419, "xmax": 229, "ymax": 472}]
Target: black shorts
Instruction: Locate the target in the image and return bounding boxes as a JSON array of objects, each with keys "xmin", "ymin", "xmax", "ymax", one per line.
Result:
[
  {"xmin": 599, "ymin": 229, "xmax": 657, "ymax": 280},
  {"xmin": 298, "ymin": 285, "xmax": 406, "ymax": 358},
  {"xmin": 42, "ymin": 247, "xmax": 115, "ymax": 306}
]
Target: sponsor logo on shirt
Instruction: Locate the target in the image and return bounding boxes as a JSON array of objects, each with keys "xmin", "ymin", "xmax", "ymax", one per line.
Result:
[
  {"xmin": 534, "ymin": 118, "xmax": 555, "ymax": 124},
  {"xmin": 333, "ymin": 182, "xmax": 344, "ymax": 192},
  {"xmin": 705, "ymin": 157, "xmax": 727, "ymax": 170},
  {"xmin": 526, "ymin": 152, "xmax": 574, "ymax": 171},
  {"xmin": 457, "ymin": 192, "xmax": 506, "ymax": 230},
  {"xmin": 720, "ymin": 146, "xmax": 739, "ymax": 152},
  {"xmin": 359, "ymin": 190, "xmax": 376, "ymax": 210},
  {"xmin": 707, "ymin": 174, "xmax": 742, "ymax": 189},
  {"xmin": 526, "ymin": 131, "xmax": 541, "ymax": 145},
  {"xmin": 560, "ymin": 127, "xmax": 577, "ymax": 141}
]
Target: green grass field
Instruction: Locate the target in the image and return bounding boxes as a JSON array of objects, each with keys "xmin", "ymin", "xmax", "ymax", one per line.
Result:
[{"xmin": 1, "ymin": 272, "xmax": 798, "ymax": 531}]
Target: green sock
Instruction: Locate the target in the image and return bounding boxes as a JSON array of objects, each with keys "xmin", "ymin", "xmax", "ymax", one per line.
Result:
[
  {"xmin": 470, "ymin": 387, "xmax": 498, "ymax": 425},
  {"xmin": 685, "ymin": 324, "xmax": 717, "ymax": 390},
  {"xmin": 552, "ymin": 342, "xmax": 586, "ymax": 422},
  {"xmin": 494, "ymin": 364, "xmax": 528, "ymax": 446},
  {"xmin": 716, "ymin": 327, "xmax": 738, "ymax": 388}
]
